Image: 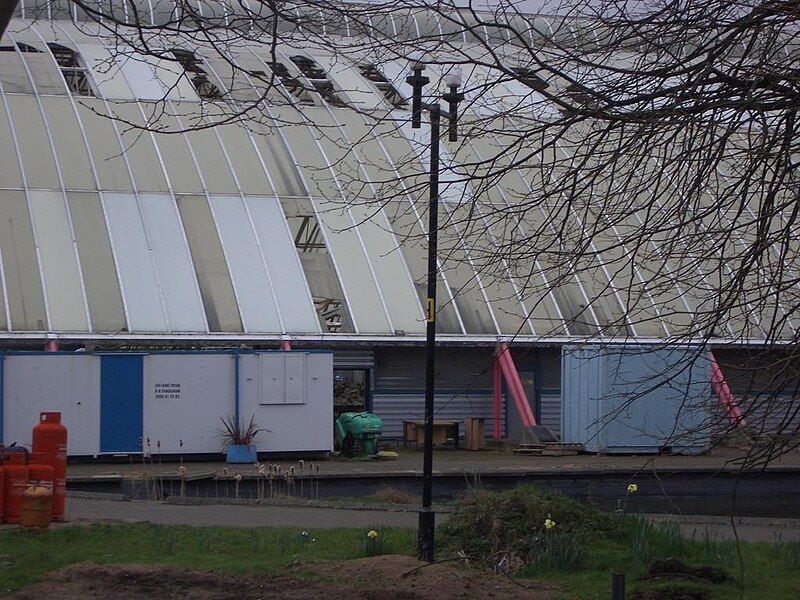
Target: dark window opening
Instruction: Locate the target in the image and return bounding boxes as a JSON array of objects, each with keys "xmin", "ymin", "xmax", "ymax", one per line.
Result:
[
  {"xmin": 270, "ymin": 60, "xmax": 314, "ymax": 105},
  {"xmin": 293, "ymin": 215, "xmax": 326, "ymax": 252},
  {"xmin": 334, "ymin": 369, "xmax": 369, "ymax": 417},
  {"xmin": 16, "ymin": 43, "xmax": 42, "ymax": 53},
  {"xmin": 314, "ymin": 297, "xmax": 344, "ymax": 332},
  {"xmin": 562, "ymin": 81, "xmax": 600, "ymax": 114},
  {"xmin": 0, "ymin": 45, "xmax": 16, "ymax": 52},
  {"xmin": 289, "ymin": 55, "xmax": 327, "ymax": 80},
  {"xmin": 170, "ymin": 48, "xmax": 222, "ymax": 99},
  {"xmin": 309, "ymin": 79, "xmax": 346, "ymax": 107},
  {"xmin": 47, "ymin": 43, "xmax": 94, "ymax": 96},
  {"xmin": 289, "ymin": 55, "xmax": 347, "ymax": 107},
  {"xmin": 359, "ymin": 64, "xmax": 407, "ymax": 108},
  {"xmin": 512, "ymin": 67, "xmax": 549, "ymax": 92},
  {"xmin": 565, "ymin": 82, "xmax": 594, "ymax": 104}
]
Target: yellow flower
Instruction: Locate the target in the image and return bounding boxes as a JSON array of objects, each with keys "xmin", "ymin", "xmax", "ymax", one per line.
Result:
[
  {"xmin": 627, "ymin": 483, "xmax": 638, "ymax": 493},
  {"xmin": 367, "ymin": 530, "xmax": 379, "ymax": 539},
  {"xmin": 544, "ymin": 518, "xmax": 556, "ymax": 530}
]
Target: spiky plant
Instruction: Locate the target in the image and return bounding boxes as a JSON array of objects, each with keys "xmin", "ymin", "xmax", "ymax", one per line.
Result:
[{"xmin": 219, "ymin": 414, "xmax": 264, "ymax": 447}]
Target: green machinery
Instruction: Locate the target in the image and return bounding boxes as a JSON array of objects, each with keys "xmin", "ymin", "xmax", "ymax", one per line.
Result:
[{"xmin": 334, "ymin": 412, "xmax": 383, "ymax": 457}]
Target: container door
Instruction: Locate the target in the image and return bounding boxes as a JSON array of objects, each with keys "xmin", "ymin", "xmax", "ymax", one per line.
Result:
[
  {"xmin": 100, "ymin": 355, "xmax": 143, "ymax": 453},
  {"xmin": 283, "ymin": 354, "xmax": 306, "ymax": 405}
]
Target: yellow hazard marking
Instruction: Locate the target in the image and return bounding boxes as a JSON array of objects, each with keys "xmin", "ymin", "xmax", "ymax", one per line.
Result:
[{"xmin": 427, "ymin": 298, "xmax": 435, "ymax": 322}]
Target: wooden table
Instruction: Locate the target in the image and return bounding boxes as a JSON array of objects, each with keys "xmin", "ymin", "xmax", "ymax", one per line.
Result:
[{"xmin": 403, "ymin": 420, "xmax": 460, "ymax": 448}]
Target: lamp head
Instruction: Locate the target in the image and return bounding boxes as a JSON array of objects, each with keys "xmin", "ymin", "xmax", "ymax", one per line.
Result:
[
  {"xmin": 405, "ymin": 58, "xmax": 429, "ymax": 129},
  {"xmin": 443, "ymin": 67, "xmax": 463, "ymax": 90},
  {"xmin": 408, "ymin": 50, "xmax": 426, "ymax": 72},
  {"xmin": 441, "ymin": 68, "xmax": 464, "ymax": 142}
]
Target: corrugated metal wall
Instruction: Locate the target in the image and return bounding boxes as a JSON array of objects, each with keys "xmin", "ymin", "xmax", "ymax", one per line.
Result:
[
  {"xmin": 714, "ymin": 348, "xmax": 800, "ymax": 437},
  {"xmin": 561, "ymin": 345, "xmax": 712, "ymax": 453},
  {"xmin": 374, "ymin": 347, "xmax": 494, "ymax": 391},
  {"xmin": 372, "ymin": 346, "xmax": 500, "ymax": 440},
  {"xmin": 561, "ymin": 346, "xmax": 605, "ymax": 450},
  {"xmin": 539, "ymin": 393, "xmax": 562, "ymax": 437},
  {"xmin": 333, "ymin": 350, "xmax": 375, "ymax": 369},
  {"xmin": 735, "ymin": 395, "xmax": 800, "ymax": 437},
  {"xmin": 372, "ymin": 392, "xmax": 503, "ymax": 440}
]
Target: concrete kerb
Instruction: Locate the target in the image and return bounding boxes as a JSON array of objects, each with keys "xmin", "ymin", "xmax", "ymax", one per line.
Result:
[{"xmin": 162, "ymin": 495, "xmax": 453, "ymax": 513}]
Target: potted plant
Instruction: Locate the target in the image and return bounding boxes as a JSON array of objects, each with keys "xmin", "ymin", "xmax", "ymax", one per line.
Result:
[{"xmin": 220, "ymin": 415, "xmax": 263, "ymax": 463}]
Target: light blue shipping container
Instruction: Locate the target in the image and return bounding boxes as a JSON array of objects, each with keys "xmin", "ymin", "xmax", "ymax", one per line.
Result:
[{"xmin": 561, "ymin": 345, "xmax": 712, "ymax": 454}]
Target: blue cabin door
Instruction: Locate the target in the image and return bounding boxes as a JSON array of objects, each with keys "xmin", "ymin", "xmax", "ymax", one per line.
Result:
[{"xmin": 100, "ymin": 355, "xmax": 143, "ymax": 453}]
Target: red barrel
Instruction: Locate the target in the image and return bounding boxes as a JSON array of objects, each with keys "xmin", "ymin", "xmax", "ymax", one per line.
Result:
[
  {"xmin": 3, "ymin": 452, "xmax": 29, "ymax": 524},
  {"xmin": 31, "ymin": 412, "xmax": 67, "ymax": 521}
]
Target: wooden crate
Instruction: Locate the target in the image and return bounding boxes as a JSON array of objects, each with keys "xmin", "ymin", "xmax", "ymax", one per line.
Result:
[
  {"xmin": 464, "ymin": 418, "xmax": 485, "ymax": 451},
  {"xmin": 513, "ymin": 443, "xmax": 583, "ymax": 456}
]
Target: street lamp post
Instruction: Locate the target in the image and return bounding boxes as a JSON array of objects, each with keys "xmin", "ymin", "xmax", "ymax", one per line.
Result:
[{"xmin": 406, "ymin": 62, "xmax": 463, "ymax": 563}]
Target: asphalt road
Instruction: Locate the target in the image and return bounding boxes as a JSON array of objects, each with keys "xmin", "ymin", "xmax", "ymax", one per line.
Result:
[
  {"xmin": 64, "ymin": 497, "xmax": 420, "ymax": 529},
  {"xmin": 49, "ymin": 497, "xmax": 800, "ymax": 543}
]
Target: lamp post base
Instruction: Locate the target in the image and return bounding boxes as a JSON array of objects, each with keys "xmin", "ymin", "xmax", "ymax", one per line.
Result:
[{"xmin": 418, "ymin": 508, "xmax": 436, "ymax": 562}]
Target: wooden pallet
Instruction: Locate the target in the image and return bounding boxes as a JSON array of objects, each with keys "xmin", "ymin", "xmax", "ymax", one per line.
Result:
[{"xmin": 513, "ymin": 443, "xmax": 584, "ymax": 456}]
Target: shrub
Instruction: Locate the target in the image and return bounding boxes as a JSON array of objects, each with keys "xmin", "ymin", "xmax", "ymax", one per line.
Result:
[
  {"xmin": 361, "ymin": 529, "xmax": 388, "ymax": 557},
  {"xmin": 627, "ymin": 518, "xmax": 687, "ymax": 569},
  {"xmin": 773, "ymin": 537, "xmax": 800, "ymax": 570},
  {"xmin": 531, "ymin": 530, "xmax": 587, "ymax": 571},
  {"xmin": 439, "ymin": 485, "xmax": 614, "ymax": 570}
]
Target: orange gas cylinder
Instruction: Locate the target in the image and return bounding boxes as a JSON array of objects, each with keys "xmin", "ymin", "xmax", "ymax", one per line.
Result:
[
  {"xmin": 3, "ymin": 452, "xmax": 29, "ymax": 524},
  {"xmin": 28, "ymin": 462, "xmax": 54, "ymax": 487},
  {"xmin": 19, "ymin": 484, "xmax": 53, "ymax": 530},
  {"xmin": 32, "ymin": 412, "xmax": 67, "ymax": 522}
]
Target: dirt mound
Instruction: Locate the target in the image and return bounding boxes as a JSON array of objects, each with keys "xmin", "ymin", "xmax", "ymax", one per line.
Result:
[
  {"xmin": 10, "ymin": 557, "xmax": 558, "ymax": 599},
  {"xmin": 10, "ymin": 564, "xmax": 308, "ymax": 600},
  {"xmin": 307, "ymin": 555, "xmax": 559, "ymax": 599},
  {"xmin": 645, "ymin": 558, "xmax": 729, "ymax": 584}
]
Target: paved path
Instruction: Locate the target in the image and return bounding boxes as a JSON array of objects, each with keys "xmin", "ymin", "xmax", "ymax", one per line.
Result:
[
  {"xmin": 64, "ymin": 497, "xmax": 420, "ymax": 529},
  {"xmin": 67, "ymin": 447, "xmax": 800, "ymax": 482},
  {"xmin": 51, "ymin": 497, "xmax": 800, "ymax": 544},
  {"xmin": 648, "ymin": 513, "xmax": 800, "ymax": 542}
]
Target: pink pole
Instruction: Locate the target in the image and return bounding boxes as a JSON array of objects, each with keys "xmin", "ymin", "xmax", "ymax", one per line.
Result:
[
  {"xmin": 493, "ymin": 354, "xmax": 502, "ymax": 440},
  {"xmin": 709, "ymin": 351, "xmax": 746, "ymax": 426},
  {"xmin": 280, "ymin": 340, "xmax": 291, "ymax": 351},
  {"xmin": 44, "ymin": 340, "xmax": 58, "ymax": 352},
  {"xmin": 497, "ymin": 344, "xmax": 538, "ymax": 427}
]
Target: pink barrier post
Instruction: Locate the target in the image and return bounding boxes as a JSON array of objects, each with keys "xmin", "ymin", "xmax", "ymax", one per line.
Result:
[
  {"xmin": 709, "ymin": 351, "xmax": 746, "ymax": 426},
  {"xmin": 280, "ymin": 340, "xmax": 291, "ymax": 351},
  {"xmin": 493, "ymin": 354, "xmax": 502, "ymax": 440},
  {"xmin": 44, "ymin": 340, "xmax": 58, "ymax": 352},
  {"xmin": 497, "ymin": 343, "xmax": 538, "ymax": 427}
]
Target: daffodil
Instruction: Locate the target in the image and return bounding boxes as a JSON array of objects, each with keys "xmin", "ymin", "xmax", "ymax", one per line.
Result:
[
  {"xmin": 367, "ymin": 529, "xmax": 379, "ymax": 539},
  {"xmin": 544, "ymin": 518, "xmax": 556, "ymax": 530},
  {"xmin": 627, "ymin": 483, "xmax": 638, "ymax": 493}
]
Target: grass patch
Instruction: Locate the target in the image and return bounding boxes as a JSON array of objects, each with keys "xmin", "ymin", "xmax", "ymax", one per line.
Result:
[
  {"xmin": 439, "ymin": 485, "xmax": 800, "ymax": 600},
  {"xmin": 3, "ymin": 486, "xmax": 799, "ymax": 600},
  {"xmin": 0, "ymin": 524, "xmax": 416, "ymax": 595}
]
